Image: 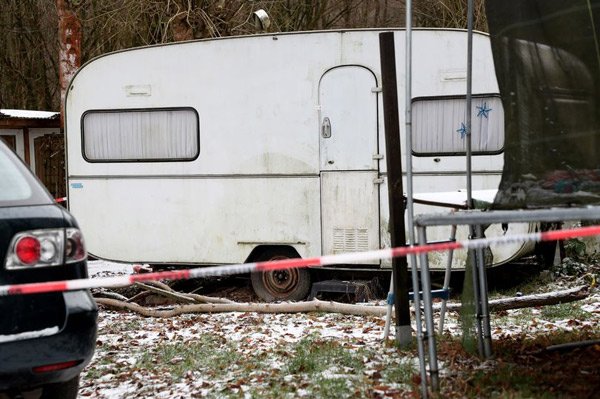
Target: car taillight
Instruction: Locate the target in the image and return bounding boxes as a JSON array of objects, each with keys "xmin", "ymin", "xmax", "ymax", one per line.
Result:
[
  {"xmin": 32, "ymin": 360, "xmax": 82, "ymax": 373},
  {"xmin": 65, "ymin": 228, "xmax": 86, "ymax": 263},
  {"xmin": 5, "ymin": 228, "xmax": 86, "ymax": 270},
  {"xmin": 15, "ymin": 236, "xmax": 41, "ymax": 265}
]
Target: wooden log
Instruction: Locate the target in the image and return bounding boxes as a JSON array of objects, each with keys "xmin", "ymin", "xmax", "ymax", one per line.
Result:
[
  {"xmin": 94, "ymin": 298, "xmax": 387, "ymax": 317},
  {"xmin": 94, "ymin": 285, "xmax": 589, "ymax": 317},
  {"xmin": 434, "ymin": 285, "xmax": 589, "ymax": 313}
]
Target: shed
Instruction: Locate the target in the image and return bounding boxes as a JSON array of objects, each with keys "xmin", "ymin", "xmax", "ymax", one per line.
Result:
[{"xmin": 0, "ymin": 109, "xmax": 65, "ymax": 199}]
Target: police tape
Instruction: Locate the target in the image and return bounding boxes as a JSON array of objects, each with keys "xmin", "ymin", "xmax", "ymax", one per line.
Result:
[{"xmin": 2, "ymin": 225, "xmax": 600, "ymax": 297}]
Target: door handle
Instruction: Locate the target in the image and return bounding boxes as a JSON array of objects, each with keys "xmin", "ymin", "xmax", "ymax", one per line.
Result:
[{"xmin": 321, "ymin": 117, "xmax": 332, "ymax": 138}]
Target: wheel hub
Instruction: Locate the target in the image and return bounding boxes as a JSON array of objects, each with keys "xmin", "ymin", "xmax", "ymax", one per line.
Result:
[{"xmin": 263, "ymin": 267, "xmax": 300, "ymax": 297}]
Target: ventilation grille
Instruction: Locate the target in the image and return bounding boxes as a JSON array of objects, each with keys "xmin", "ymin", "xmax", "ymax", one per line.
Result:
[{"xmin": 333, "ymin": 228, "xmax": 369, "ymax": 253}]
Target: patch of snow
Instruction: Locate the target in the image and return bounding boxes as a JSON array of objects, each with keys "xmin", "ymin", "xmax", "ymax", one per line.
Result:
[
  {"xmin": 80, "ymin": 284, "xmax": 600, "ymax": 398},
  {"xmin": 88, "ymin": 260, "xmax": 135, "ymax": 278},
  {"xmin": 0, "ymin": 326, "xmax": 59, "ymax": 343},
  {"xmin": 0, "ymin": 109, "xmax": 58, "ymax": 119}
]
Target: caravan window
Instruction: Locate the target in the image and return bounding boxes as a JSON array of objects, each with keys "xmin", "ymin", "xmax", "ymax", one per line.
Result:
[
  {"xmin": 411, "ymin": 95, "xmax": 504, "ymax": 155},
  {"xmin": 82, "ymin": 108, "xmax": 199, "ymax": 162}
]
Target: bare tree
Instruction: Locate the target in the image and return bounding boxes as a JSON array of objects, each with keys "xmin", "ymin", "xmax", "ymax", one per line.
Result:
[
  {"xmin": 414, "ymin": 0, "xmax": 488, "ymax": 31},
  {"xmin": 0, "ymin": 0, "xmax": 59, "ymax": 110},
  {"xmin": 0, "ymin": 0, "xmax": 487, "ymax": 111}
]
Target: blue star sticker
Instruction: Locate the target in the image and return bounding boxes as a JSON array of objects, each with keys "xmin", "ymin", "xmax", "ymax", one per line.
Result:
[
  {"xmin": 457, "ymin": 122, "xmax": 467, "ymax": 139},
  {"xmin": 476, "ymin": 102, "xmax": 492, "ymax": 119}
]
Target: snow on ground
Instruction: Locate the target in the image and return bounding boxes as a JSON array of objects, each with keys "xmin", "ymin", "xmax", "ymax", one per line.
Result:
[
  {"xmin": 80, "ymin": 310, "xmax": 405, "ymax": 398},
  {"xmin": 87, "ymin": 260, "xmax": 135, "ymax": 278},
  {"xmin": 81, "ymin": 261, "xmax": 600, "ymax": 398}
]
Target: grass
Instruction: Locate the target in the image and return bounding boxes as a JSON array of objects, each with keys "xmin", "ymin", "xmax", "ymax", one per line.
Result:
[
  {"xmin": 464, "ymin": 363, "xmax": 553, "ymax": 399},
  {"xmin": 492, "ymin": 307, "xmax": 535, "ymax": 328},
  {"xmin": 137, "ymin": 335, "xmax": 240, "ymax": 379},
  {"xmin": 381, "ymin": 358, "xmax": 415, "ymax": 385},
  {"xmin": 539, "ymin": 301, "xmax": 590, "ymax": 321},
  {"xmin": 285, "ymin": 334, "xmax": 364, "ymax": 374},
  {"xmin": 130, "ymin": 332, "xmax": 417, "ymax": 398},
  {"xmin": 84, "ymin": 355, "xmax": 114, "ymax": 380}
]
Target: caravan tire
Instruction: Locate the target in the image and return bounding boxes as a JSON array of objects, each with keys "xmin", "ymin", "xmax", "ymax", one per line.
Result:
[{"xmin": 251, "ymin": 249, "xmax": 311, "ymax": 302}]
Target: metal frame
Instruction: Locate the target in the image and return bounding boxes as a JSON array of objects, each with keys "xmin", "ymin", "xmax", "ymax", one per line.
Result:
[
  {"xmin": 403, "ymin": 0, "xmax": 600, "ymax": 396},
  {"xmin": 415, "ymin": 206, "xmax": 600, "ymax": 363}
]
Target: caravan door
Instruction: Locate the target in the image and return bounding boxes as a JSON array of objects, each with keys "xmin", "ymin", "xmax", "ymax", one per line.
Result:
[{"xmin": 319, "ymin": 66, "xmax": 380, "ymax": 263}]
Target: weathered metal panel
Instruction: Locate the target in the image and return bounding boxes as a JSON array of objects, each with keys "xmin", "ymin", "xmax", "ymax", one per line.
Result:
[{"xmin": 68, "ymin": 177, "xmax": 321, "ymax": 264}]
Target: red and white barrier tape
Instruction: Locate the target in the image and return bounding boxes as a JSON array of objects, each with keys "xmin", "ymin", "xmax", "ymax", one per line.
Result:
[{"xmin": 2, "ymin": 225, "xmax": 600, "ymax": 297}]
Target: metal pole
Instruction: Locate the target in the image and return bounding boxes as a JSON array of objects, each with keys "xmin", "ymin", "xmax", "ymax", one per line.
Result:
[
  {"xmin": 475, "ymin": 224, "xmax": 493, "ymax": 358},
  {"xmin": 417, "ymin": 226, "xmax": 440, "ymax": 391},
  {"xmin": 469, "ymin": 246, "xmax": 485, "ymax": 356},
  {"xmin": 405, "ymin": 1, "xmax": 428, "ymax": 396},
  {"xmin": 411, "ymin": 242, "xmax": 428, "ymax": 399},
  {"xmin": 465, "ymin": 0, "xmax": 487, "ymax": 359},
  {"xmin": 438, "ymin": 223, "xmax": 457, "ymax": 333},
  {"xmin": 379, "ymin": 32, "xmax": 412, "ymax": 347},
  {"xmin": 404, "ymin": 0, "xmax": 415, "ymax": 245},
  {"xmin": 465, "ymin": 0, "xmax": 474, "ymax": 208},
  {"xmin": 383, "ymin": 278, "xmax": 393, "ymax": 340}
]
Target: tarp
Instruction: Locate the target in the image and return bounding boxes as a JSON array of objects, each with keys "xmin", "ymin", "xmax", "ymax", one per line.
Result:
[{"xmin": 486, "ymin": 0, "xmax": 600, "ymax": 208}]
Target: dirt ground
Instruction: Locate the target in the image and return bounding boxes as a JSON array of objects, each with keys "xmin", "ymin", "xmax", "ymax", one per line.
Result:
[{"xmin": 435, "ymin": 330, "xmax": 600, "ymax": 398}]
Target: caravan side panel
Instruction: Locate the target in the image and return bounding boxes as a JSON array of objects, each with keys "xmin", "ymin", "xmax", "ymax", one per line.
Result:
[{"xmin": 68, "ymin": 177, "xmax": 320, "ymax": 263}]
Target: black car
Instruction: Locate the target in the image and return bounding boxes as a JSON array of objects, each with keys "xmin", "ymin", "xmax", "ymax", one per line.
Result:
[{"xmin": 0, "ymin": 140, "xmax": 97, "ymax": 398}]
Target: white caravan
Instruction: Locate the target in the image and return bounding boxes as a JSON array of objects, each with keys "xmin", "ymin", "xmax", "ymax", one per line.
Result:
[{"xmin": 65, "ymin": 29, "xmax": 533, "ymax": 300}]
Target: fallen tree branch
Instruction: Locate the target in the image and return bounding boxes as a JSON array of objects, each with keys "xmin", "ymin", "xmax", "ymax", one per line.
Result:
[
  {"xmin": 95, "ymin": 285, "xmax": 590, "ymax": 317},
  {"xmin": 94, "ymin": 297, "xmax": 386, "ymax": 317},
  {"xmin": 93, "ymin": 289, "xmax": 129, "ymax": 302},
  {"xmin": 434, "ymin": 285, "xmax": 589, "ymax": 313},
  {"xmin": 185, "ymin": 292, "xmax": 235, "ymax": 304},
  {"xmin": 134, "ymin": 282, "xmax": 234, "ymax": 304},
  {"xmin": 142, "ymin": 280, "xmax": 175, "ymax": 292},
  {"xmin": 134, "ymin": 283, "xmax": 197, "ymax": 304}
]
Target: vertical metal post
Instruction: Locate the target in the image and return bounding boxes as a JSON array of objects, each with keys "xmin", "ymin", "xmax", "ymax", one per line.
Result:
[
  {"xmin": 469, "ymin": 246, "xmax": 485, "ymax": 356},
  {"xmin": 379, "ymin": 32, "xmax": 412, "ymax": 347},
  {"xmin": 465, "ymin": 0, "xmax": 474, "ymax": 207},
  {"xmin": 411, "ymin": 239, "xmax": 428, "ymax": 398},
  {"xmin": 465, "ymin": 0, "xmax": 490, "ymax": 359},
  {"xmin": 438, "ymin": 223, "xmax": 457, "ymax": 333},
  {"xmin": 405, "ymin": 1, "xmax": 429, "ymax": 396},
  {"xmin": 417, "ymin": 226, "xmax": 439, "ymax": 391},
  {"xmin": 475, "ymin": 225, "xmax": 493, "ymax": 358},
  {"xmin": 404, "ymin": 0, "xmax": 415, "ymax": 243}
]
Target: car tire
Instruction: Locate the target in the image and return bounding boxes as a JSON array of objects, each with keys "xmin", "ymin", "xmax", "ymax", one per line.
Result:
[
  {"xmin": 40, "ymin": 375, "xmax": 79, "ymax": 399},
  {"xmin": 251, "ymin": 248, "xmax": 311, "ymax": 302}
]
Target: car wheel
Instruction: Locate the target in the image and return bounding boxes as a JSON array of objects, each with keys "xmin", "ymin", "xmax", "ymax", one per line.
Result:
[
  {"xmin": 40, "ymin": 375, "xmax": 79, "ymax": 399},
  {"xmin": 251, "ymin": 249, "xmax": 311, "ymax": 302}
]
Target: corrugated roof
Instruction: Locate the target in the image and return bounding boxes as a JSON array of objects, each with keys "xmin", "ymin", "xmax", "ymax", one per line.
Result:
[{"xmin": 0, "ymin": 109, "xmax": 59, "ymax": 120}]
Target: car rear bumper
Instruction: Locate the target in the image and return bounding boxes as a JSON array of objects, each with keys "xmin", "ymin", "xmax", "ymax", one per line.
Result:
[{"xmin": 0, "ymin": 290, "xmax": 97, "ymax": 391}]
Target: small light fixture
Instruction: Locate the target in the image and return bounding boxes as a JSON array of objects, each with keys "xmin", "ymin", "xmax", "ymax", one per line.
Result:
[{"xmin": 253, "ymin": 9, "xmax": 271, "ymax": 32}]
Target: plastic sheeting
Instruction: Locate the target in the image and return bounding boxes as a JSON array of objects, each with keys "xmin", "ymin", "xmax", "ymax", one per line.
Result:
[{"xmin": 486, "ymin": 0, "xmax": 600, "ymax": 208}]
